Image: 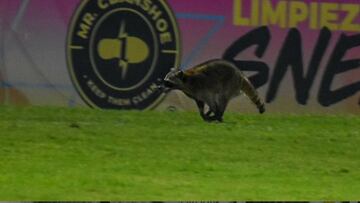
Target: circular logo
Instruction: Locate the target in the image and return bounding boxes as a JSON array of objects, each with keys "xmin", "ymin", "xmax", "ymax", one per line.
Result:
[{"xmin": 67, "ymin": 0, "xmax": 180, "ymax": 110}]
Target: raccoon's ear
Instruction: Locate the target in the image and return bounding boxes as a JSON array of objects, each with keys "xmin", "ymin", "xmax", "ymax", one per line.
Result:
[
  {"xmin": 176, "ymin": 70, "xmax": 184, "ymax": 78},
  {"xmin": 177, "ymin": 71, "xmax": 188, "ymax": 82}
]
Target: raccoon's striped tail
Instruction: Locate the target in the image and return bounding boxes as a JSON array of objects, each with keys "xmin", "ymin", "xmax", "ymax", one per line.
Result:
[{"xmin": 240, "ymin": 76, "xmax": 265, "ymax": 114}]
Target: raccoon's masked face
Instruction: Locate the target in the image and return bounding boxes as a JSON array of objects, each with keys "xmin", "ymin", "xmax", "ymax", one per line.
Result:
[{"xmin": 163, "ymin": 69, "xmax": 185, "ymax": 90}]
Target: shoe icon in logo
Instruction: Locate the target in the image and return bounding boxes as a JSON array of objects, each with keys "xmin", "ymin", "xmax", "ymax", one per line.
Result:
[{"xmin": 97, "ymin": 22, "xmax": 149, "ymax": 79}]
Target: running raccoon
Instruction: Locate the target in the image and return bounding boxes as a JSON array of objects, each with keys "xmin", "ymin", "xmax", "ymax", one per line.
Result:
[{"xmin": 161, "ymin": 59, "xmax": 265, "ymax": 122}]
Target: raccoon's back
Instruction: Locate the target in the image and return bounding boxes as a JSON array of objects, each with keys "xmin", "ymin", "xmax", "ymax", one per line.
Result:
[
  {"xmin": 184, "ymin": 59, "xmax": 238, "ymax": 80},
  {"xmin": 184, "ymin": 59, "xmax": 242, "ymax": 92}
]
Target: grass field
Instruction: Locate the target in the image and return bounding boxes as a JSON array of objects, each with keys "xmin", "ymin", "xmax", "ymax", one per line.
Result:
[{"xmin": 0, "ymin": 105, "xmax": 359, "ymax": 200}]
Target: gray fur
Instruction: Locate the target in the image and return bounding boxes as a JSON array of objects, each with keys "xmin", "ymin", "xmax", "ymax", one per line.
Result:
[{"xmin": 163, "ymin": 59, "xmax": 265, "ymax": 122}]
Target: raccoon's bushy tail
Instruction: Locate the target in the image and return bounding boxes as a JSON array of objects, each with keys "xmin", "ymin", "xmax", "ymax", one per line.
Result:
[{"xmin": 240, "ymin": 75, "xmax": 265, "ymax": 114}]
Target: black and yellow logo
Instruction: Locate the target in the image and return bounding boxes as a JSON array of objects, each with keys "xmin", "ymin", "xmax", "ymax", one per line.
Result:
[{"xmin": 67, "ymin": 0, "xmax": 180, "ymax": 110}]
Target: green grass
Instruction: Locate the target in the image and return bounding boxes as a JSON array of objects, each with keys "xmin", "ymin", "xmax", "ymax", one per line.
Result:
[{"xmin": 0, "ymin": 105, "xmax": 359, "ymax": 200}]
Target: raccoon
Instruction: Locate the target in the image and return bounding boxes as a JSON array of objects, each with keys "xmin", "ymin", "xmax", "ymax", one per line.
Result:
[{"xmin": 161, "ymin": 59, "xmax": 265, "ymax": 122}]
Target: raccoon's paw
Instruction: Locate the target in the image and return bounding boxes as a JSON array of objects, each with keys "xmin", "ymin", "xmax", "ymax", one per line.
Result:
[
  {"xmin": 202, "ymin": 115, "xmax": 222, "ymax": 123},
  {"xmin": 258, "ymin": 104, "xmax": 265, "ymax": 114}
]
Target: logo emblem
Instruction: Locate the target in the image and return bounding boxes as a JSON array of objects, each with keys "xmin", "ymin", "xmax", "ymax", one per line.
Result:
[{"xmin": 67, "ymin": 0, "xmax": 180, "ymax": 110}]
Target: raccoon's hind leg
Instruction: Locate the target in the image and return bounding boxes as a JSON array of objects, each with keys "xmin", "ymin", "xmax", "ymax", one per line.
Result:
[
  {"xmin": 213, "ymin": 96, "xmax": 229, "ymax": 122},
  {"xmin": 241, "ymin": 77, "xmax": 265, "ymax": 114},
  {"xmin": 205, "ymin": 96, "xmax": 228, "ymax": 122}
]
